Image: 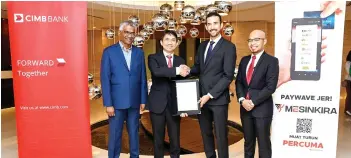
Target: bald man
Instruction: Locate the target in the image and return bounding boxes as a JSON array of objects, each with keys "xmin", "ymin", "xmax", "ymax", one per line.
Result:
[{"xmin": 235, "ymin": 30, "xmax": 279, "ymax": 158}]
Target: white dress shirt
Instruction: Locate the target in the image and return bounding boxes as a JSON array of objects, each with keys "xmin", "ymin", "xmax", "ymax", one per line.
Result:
[
  {"xmin": 239, "ymin": 50, "xmax": 265, "ymax": 104},
  {"xmin": 246, "ymin": 50, "xmax": 264, "ymax": 74},
  {"xmin": 163, "ymin": 51, "xmax": 180, "ymax": 75},
  {"xmin": 204, "ymin": 35, "xmax": 222, "ymax": 62}
]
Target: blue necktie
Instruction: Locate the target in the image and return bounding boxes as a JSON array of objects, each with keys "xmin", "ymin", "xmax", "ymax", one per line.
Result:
[{"xmin": 205, "ymin": 41, "xmax": 215, "ymax": 63}]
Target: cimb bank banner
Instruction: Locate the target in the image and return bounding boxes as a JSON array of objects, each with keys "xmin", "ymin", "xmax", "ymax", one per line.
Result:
[
  {"xmin": 7, "ymin": 2, "xmax": 92, "ymax": 158},
  {"xmin": 272, "ymin": 1, "xmax": 346, "ymax": 158}
]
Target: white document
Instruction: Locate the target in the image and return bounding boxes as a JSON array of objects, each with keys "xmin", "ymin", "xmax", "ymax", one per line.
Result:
[{"xmin": 175, "ymin": 81, "xmax": 199, "ymax": 111}]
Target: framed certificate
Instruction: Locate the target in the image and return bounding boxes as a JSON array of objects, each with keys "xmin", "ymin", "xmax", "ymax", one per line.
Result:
[{"xmin": 173, "ymin": 79, "xmax": 201, "ymax": 116}]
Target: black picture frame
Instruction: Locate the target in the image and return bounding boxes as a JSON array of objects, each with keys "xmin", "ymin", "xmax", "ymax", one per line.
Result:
[{"xmin": 172, "ymin": 79, "xmax": 201, "ymax": 116}]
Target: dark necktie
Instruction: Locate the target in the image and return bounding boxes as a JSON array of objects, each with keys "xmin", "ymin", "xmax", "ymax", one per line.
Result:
[
  {"xmin": 205, "ymin": 41, "xmax": 215, "ymax": 63},
  {"xmin": 246, "ymin": 55, "xmax": 256, "ymax": 99}
]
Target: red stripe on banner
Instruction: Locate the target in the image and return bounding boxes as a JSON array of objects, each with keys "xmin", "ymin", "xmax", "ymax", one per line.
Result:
[{"xmin": 7, "ymin": 2, "xmax": 92, "ymax": 158}]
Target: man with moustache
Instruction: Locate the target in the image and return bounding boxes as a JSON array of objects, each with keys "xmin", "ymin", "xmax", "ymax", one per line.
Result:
[
  {"xmin": 100, "ymin": 20, "xmax": 148, "ymax": 158},
  {"xmin": 147, "ymin": 30, "xmax": 189, "ymax": 158},
  {"xmin": 235, "ymin": 30, "xmax": 279, "ymax": 158},
  {"xmin": 186, "ymin": 12, "xmax": 237, "ymax": 158}
]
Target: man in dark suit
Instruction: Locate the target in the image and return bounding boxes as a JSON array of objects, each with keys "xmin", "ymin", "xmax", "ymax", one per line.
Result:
[
  {"xmin": 147, "ymin": 30, "xmax": 189, "ymax": 158},
  {"xmin": 100, "ymin": 20, "xmax": 148, "ymax": 158},
  {"xmin": 235, "ymin": 30, "xmax": 279, "ymax": 158},
  {"xmin": 188, "ymin": 12, "xmax": 237, "ymax": 158}
]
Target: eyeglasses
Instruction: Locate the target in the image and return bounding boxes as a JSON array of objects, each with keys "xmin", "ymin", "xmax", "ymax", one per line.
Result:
[
  {"xmin": 122, "ymin": 31, "xmax": 136, "ymax": 37},
  {"xmin": 163, "ymin": 38, "xmax": 177, "ymax": 43},
  {"xmin": 247, "ymin": 38, "xmax": 265, "ymax": 43}
]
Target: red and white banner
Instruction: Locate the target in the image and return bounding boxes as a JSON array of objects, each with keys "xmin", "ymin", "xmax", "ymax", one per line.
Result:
[
  {"xmin": 7, "ymin": 2, "xmax": 92, "ymax": 158},
  {"xmin": 272, "ymin": 1, "xmax": 346, "ymax": 158}
]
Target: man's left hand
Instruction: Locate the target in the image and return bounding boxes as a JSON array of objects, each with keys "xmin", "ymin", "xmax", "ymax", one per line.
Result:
[
  {"xmin": 180, "ymin": 113, "xmax": 188, "ymax": 117},
  {"xmin": 140, "ymin": 104, "xmax": 145, "ymax": 114},
  {"xmin": 247, "ymin": 100, "xmax": 255, "ymax": 111},
  {"xmin": 199, "ymin": 95, "xmax": 211, "ymax": 108}
]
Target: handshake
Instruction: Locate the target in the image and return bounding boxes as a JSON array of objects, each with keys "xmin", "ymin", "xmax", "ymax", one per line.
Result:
[{"xmin": 179, "ymin": 64, "xmax": 190, "ymax": 77}]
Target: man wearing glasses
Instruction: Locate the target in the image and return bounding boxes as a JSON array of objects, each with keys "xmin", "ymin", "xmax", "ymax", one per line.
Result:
[
  {"xmin": 235, "ymin": 30, "xmax": 279, "ymax": 158},
  {"xmin": 100, "ymin": 20, "xmax": 148, "ymax": 158}
]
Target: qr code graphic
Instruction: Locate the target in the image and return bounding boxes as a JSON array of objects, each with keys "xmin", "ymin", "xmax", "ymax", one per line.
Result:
[{"xmin": 296, "ymin": 118, "xmax": 312, "ymax": 133}]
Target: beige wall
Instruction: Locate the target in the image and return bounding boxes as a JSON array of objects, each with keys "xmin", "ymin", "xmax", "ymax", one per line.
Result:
[
  {"xmin": 88, "ymin": 20, "xmax": 351, "ymax": 81},
  {"xmin": 186, "ymin": 38, "xmax": 195, "ymax": 66},
  {"xmin": 143, "ymin": 39, "xmax": 156, "ymax": 80}
]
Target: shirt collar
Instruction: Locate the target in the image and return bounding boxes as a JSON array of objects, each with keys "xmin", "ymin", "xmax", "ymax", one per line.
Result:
[
  {"xmin": 210, "ymin": 34, "xmax": 222, "ymax": 43},
  {"xmin": 119, "ymin": 41, "xmax": 132, "ymax": 52},
  {"xmin": 252, "ymin": 50, "xmax": 264, "ymax": 59},
  {"xmin": 163, "ymin": 51, "xmax": 174, "ymax": 58}
]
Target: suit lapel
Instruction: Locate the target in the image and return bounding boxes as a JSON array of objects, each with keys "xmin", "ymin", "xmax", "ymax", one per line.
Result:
[
  {"xmin": 116, "ymin": 43, "xmax": 129, "ymax": 71},
  {"xmin": 250, "ymin": 52, "xmax": 266, "ymax": 85},
  {"xmin": 157, "ymin": 52, "xmax": 168, "ymax": 67},
  {"xmin": 204, "ymin": 37, "xmax": 224, "ymax": 70},
  {"xmin": 130, "ymin": 47, "xmax": 137, "ymax": 72},
  {"xmin": 173, "ymin": 55, "xmax": 181, "ymax": 67},
  {"xmin": 200, "ymin": 41, "xmax": 209, "ymax": 70}
]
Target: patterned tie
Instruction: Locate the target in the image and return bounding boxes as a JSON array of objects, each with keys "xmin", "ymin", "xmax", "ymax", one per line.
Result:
[
  {"xmin": 205, "ymin": 41, "xmax": 215, "ymax": 63},
  {"xmin": 167, "ymin": 55, "xmax": 173, "ymax": 68},
  {"xmin": 246, "ymin": 55, "xmax": 256, "ymax": 99}
]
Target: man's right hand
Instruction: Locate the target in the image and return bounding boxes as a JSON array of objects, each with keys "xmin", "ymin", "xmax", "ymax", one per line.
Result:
[
  {"xmin": 106, "ymin": 106, "xmax": 115, "ymax": 117},
  {"xmin": 179, "ymin": 65, "xmax": 190, "ymax": 77}
]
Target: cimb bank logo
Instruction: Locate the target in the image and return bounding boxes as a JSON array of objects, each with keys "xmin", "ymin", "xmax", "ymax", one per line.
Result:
[
  {"xmin": 14, "ymin": 13, "xmax": 23, "ymax": 23},
  {"xmin": 56, "ymin": 58, "xmax": 66, "ymax": 66},
  {"xmin": 13, "ymin": 13, "xmax": 68, "ymax": 23}
]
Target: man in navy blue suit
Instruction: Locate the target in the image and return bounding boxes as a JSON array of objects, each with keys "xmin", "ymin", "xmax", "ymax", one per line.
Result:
[
  {"xmin": 147, "ymin": 30, "xmax": 189, "ymax": 158},
  {"xmin": 100, "ymin": 20, "xmax": 148, "ymax": 158}
]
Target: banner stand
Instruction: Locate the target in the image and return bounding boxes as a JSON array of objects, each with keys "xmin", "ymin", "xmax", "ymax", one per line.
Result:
[
  {"xmin": 272, "ymin": 1, "xmax": 346, "ymax": 158},
  {"xmin": 7, "ymin": 2, "xmax": 92, "ymax": 158}
]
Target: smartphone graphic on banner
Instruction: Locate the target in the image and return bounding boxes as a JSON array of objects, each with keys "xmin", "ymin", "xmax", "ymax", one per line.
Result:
[{"xmin": 291, "ymin": 18, "xmax": 322, "ymax": 80}]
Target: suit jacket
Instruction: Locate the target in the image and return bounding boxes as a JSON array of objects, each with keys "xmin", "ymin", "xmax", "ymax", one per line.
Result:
[
  {"xmin": 100, "ymin": 42, "xmax": 148, "ymax": 109},
  {"xmin": 147, "ymin": 52, "xmax": 186, "ymax": 114},
  {"xmin": 235, "ymin": 52, "xmax": 279, "ymax": 118},
  {"xmin": 190, "ymin": 37, "xmax": 237, "ymax": 105}
]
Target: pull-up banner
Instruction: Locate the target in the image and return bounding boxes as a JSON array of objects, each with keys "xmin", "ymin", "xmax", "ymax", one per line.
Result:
[
  {"xmin": 7, "ymin": 2, "xmax": 92, "ymax": 158},
  {"xmin": 273, "ymin": 1, "xmax": 346, "ymax": 158}
]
